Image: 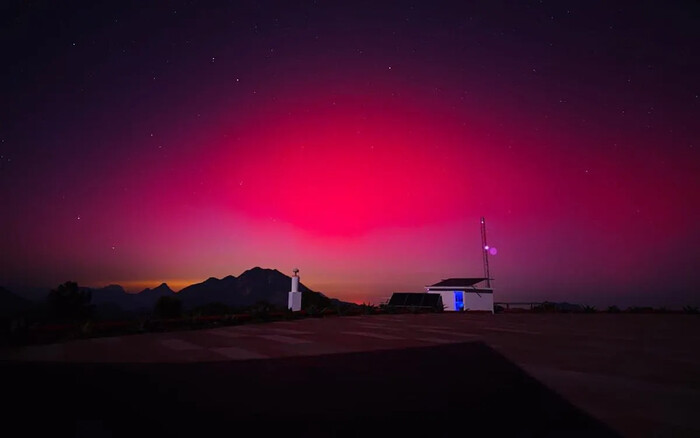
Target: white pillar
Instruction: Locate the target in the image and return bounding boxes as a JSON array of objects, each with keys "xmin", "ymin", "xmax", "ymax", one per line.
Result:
[
  {"xmin": 288, "ymin": 291, "xmax": 302, "ymax": 311},
  {"xmin": 288, "ymin": 269, "xmax": 302, "ymax": 311}
]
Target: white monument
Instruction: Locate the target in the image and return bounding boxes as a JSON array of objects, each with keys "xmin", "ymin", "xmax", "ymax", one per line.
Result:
[{"xmin": 288, "ymin": 268, "xmax": 302, "ymax": 311}]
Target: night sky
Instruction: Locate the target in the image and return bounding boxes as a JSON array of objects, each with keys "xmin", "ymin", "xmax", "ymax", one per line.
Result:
[{"xmin": 1, "ymin": 1, "xmax": 698, "ymax": 307}]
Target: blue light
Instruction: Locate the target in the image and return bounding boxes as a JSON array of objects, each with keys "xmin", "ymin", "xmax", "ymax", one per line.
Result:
[{"xmin": 454, "ymin": 291, "xmax": 464, "ymax": 311}]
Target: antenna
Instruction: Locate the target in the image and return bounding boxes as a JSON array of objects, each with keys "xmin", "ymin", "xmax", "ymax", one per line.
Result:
[{"xmin": 480, "ymin": 217, "xmax": 492, "ymax": 288}]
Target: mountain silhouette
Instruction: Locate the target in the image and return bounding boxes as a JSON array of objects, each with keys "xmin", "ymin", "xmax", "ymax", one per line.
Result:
[
  {"xmin": 90, "ymin": 284, "xmax": 128, "ymax": 305},
  {"xmin": 177, "ymin": 267, "xmax": 320, "ymax": 309},
  {"xmin": 89, "ymin": 283, "xmax": 176, "ymax": 313},
  {"xmin": 6, "ymin": 267, "xmax": 344, "ymax": 317},
  {"xmin": 177, "ymin": 275, "xmax": 238, "ymax": 309},
  {"xmin": 132, "ymin": 283, "xmax": 175, "ymax": 310}
]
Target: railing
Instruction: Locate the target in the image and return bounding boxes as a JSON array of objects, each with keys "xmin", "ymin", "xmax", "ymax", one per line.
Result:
[{"xmin": 494, "ymin": 302, "xmax": 544, "ymax": 311}]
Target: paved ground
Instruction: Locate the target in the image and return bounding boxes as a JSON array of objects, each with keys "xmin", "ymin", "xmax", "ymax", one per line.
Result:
[{"xmin": 2, "ymin": 313, "xmax": 699, "ymax": 436}]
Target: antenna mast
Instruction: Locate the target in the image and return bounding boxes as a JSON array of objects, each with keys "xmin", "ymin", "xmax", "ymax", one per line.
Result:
[{"xmin": 480, "ymin": 217, "xmax": 492, "ymax": 288}]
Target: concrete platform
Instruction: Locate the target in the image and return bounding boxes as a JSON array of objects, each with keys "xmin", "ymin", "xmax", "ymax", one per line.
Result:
[{"xmin": 2, "ymin": 313, "xmax": 699, "ymax": 436}]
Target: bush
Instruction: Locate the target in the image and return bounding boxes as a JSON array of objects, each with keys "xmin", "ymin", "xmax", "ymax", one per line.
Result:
[
  {"xmin": 607, "ymin": 305, "xmax": 621, "ymax": 313},
  {"xmin": 359, "ymin": 303, "xmax": 377, "ymax": 315},
  {"xmin": 154, "ymin": 296, "xmax": 182, "ymax": 319},
  {"xmin": 250, "ymin": 300, "xmax": 275, "ymax": 320},
  {"xmin": 627, "ymin": 306, "xmax": 654, "ymax": 314},
  {"xmin": 304, "ymin": 305, "xmax": 325, "ymax": 317},
  {"xmin": 533, "ymin": 302, "xmax": 556, "ymax": 313},
  {"xmin": 194, "ymin": 302, "xmax": 231, "ymax": 316},
  {"xmin": 332, "ymin": 303, "xmax": 347, "ymax": 316},
  {"xmin": 47, "ymin": 281, "xmax": 93, "ymax": 322},
  {"xmin": 683, "ymin": 305, "xmax": 699, "ymax": 314}
]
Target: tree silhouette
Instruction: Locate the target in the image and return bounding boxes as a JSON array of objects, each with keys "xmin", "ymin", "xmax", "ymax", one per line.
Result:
[
  {"xmin": 193, "ymin": 302, "xmax": 231, "ymax": 316},
  {"xmin": 154, "ymin": 296, "xmax": 182, "ymax": 319},
  {"xmin": 47, "ymin": 281, "xmax": 93, "ymax": 322}
]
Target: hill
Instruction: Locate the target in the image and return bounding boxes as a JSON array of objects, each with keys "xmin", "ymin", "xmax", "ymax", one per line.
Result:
[
  {"xmin": 90, "ymin": 283, "xmax": 176, "ymax": 315},
  {"xmin": 5, "ymin": 268, "xmax": 348, "ymax": 317},
  {"xmin": 176, "ymin": 275, "xmax": 238, "ymax": 309},
  {"xmin": 132, "ymin": 283, "xmax": 175, "ymax": 310},
  {"xmin": 176, "ymin": 267, "xmax": 334, "ymax": 310}
]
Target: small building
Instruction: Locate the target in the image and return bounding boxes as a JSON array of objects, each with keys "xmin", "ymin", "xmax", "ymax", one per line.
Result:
[{"xmin": 426, "ymin": 278, "xmax": 493, "ymax": 313}]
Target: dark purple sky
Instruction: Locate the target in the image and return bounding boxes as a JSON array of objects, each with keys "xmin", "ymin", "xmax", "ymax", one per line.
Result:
[{"xmin": 1, "ymin": 1, "xmax": 698, "ymax": 307}]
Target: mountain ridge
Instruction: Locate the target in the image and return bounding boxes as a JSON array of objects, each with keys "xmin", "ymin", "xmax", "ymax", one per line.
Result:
[
  {"xmin": 1, "ymin": 267, "xmax": 350, "ymax": 316},
  {"xmin": 176, "ymin": 267, "xmax": 321, "ymax": 309},
  {"xmin": 82, "ymin": 267, "xmax": 338, "ymax": 312}
]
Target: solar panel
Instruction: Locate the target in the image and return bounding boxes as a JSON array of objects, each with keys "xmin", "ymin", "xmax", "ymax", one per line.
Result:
[
  {"xmin": 429, "ymin": 278, "xmax": 487, "ymax": 287},
  {"xmin": 388, "ymin": 293, "xmax": 443, "ymax": 310}
]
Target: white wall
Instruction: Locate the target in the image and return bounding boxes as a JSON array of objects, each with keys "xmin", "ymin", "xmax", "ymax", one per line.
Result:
[{"xmin": 464, "ymin": 291, "xmax": 493, "ymax": 313}]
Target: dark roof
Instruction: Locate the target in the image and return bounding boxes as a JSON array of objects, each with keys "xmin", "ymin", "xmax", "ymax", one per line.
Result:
[
  {"xmin": 388, "ymin": 293, "xmax": 443, "ymax": 309},
  {"xmin": 429, "ymin": 278, "xmax": 488, "ymax": 287}
]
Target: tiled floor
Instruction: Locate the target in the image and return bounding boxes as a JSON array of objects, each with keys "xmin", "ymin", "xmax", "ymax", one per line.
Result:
[{"xmin": 2, "ymin": 313, "xmax": 700, "ymax": 436}]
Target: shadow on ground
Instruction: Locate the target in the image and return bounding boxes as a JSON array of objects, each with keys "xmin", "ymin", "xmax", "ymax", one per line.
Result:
[{"xmin": 3, "ymin": 342, "xmax": 619, "ymax": 437}]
